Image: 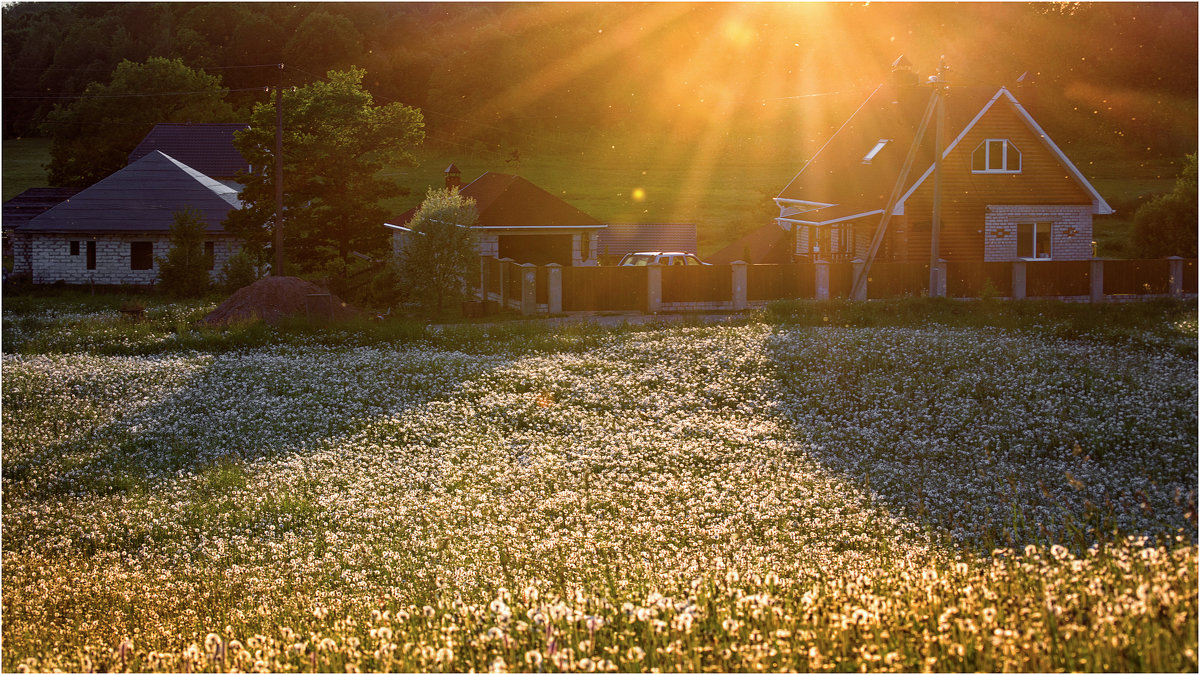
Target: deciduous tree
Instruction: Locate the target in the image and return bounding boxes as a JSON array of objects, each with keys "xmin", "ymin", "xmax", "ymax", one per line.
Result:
[
  {"xmin": 40, "ymin": 57, "xmax": 235, "ymax": 187},
  {"xmin": 398, "ymin": 187, "xmax": 479, "ymax": 313}
]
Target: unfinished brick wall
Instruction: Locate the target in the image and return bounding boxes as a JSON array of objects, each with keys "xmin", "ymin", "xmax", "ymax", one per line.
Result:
[{"xmin": 24, "ymin": 233, "xmax": 240, "ymax": 285}]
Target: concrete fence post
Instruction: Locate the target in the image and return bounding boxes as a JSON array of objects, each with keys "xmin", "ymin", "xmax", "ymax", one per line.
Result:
[
  {"xmin": 519, "ymin": 263, "xmax": 537, "ymax": 315},
  {"xmin": 1090, "ymin": 258, "xmax": 1105, "ymax": 303},
  {"xmin": 1012, "ymin": 260, "xmax": 1027, "ymax": 300},
  {"xmin": 1168, "ymin": 256, "xmax": 1184, "ymax": 297},
  {"xmin": 850, "ymin": 258, "xmax": 867, "ymax": 301},
  {"xmin": 546, "ymin": 263, "xmax": 563, "ymax": 314},
  {"xmin": 731, "ymin": 260, "xmax": 748, "ymax": 310},
  {"xmin": 647, "ymin": 262, "xmax": 663, "ymax": 313},
  {"xmin": 934, "ymin": 258, "xmax": 948, "ymax": 299},
  {"xmin": 814, "ymin": 259, "xmax": 830, "ymax": 301}
]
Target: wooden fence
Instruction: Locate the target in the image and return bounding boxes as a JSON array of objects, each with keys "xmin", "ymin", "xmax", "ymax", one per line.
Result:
[{"xmin": 476, "ymin": 257, "xmax": 1197, "ymax": 315}]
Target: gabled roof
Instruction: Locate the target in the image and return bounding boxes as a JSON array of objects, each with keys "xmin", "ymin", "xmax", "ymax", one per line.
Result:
[
  {"xmin": 390, "ymin": 172, "xmax": 603, "ymax": 230},
  {"xmin": 776, "ymin": 83, "xmax": 991, "ymax": 208},
  {"xmin": 17, "ymin": 151, "xmax": 240, "ymax": 234},
  {"xmin": 595, "ymin": 223, "xmax": 697, "ymax": 257},
  {"xmin": 776, "ymin": 84, "xmax": 1111, "ymax": 216},
  {"xmin": 461, "ymin": 172, "xmax": 602, "ymax": 229},
  {"xmin": 895, "ymin": 88, "xmax": 1113, "ymax": 215},
  {"xmin": 128, "ymin": 123, "xmax": 250, "ymax": 179},
  {"xmin": 707, "ymin": 221, "xmax": 792, "ymax": 265},
  {"xmin": 2, "ymin": 187, "xmax": 83, "ymax": 231}
]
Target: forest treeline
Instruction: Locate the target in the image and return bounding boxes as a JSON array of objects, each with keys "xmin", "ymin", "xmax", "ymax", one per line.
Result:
[{"xmin": 3, "ymin": 1, "xmax": 1197, "ymax": 159}]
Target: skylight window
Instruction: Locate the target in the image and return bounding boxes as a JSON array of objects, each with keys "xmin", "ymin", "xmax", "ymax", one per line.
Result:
[{"xmin": 863, "ymin": 139, "xmax": 891, "ymax": 164}]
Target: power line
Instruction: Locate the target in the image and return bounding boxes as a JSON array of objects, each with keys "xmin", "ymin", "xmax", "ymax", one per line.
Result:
[
  {"xmin": 3, "ymin": 86, "xmax": 271, "ymax": 101},
  {"xmin": 3, "ymin": 62, "xmax": 285, "ymax": 72}
]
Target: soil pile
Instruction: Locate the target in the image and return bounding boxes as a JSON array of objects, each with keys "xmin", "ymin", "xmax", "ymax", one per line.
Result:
[{"xmin": 201, "ymin": 276, "xmax": 361, "ymax": 326}]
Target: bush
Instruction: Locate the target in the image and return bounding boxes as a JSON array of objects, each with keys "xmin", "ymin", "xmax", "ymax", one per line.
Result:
[
  {"xmin": 157, "ymin": 209, "xmax": 212, "ymax": 298},
  {"xmin": 217, "ymin": 249, "xmax": 262, "ymax": 295},
  {"xmin": 1133, "ymin": 154, "xmax": 1197, "ymax": 258}
]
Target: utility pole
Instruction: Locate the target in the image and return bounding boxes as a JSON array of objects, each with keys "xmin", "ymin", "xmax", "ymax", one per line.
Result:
[
  {"xmin": 273, "ymin": 63, "xmax": 284, "ymax": 276},
  {"xmin": 929, "ymin": 57, "xmax": 947, "ymax": 297},
  {"xmin": 850, "ymin": 91, "xmax": 938, "ymax": 300}
]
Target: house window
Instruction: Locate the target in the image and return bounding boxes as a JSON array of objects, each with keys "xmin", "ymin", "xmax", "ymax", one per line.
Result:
[
  {"xmin": 86, "ymin": 241, "xmax": 96, "ymax": 270},
  {"xmin": 205, "ymin": 241, "xmax": 216, "ymax": 270},
  {"xmin": 130, "ymin": 241, "xmax": 154, "ymax": 270},
  {"xmin": 1017, "ymin": 222, "xmax": 1052, "ymax": 259},
  {"xmin": 70, "ymin": 241, "xmax": 80, "ymax": 256},
  {"xmin": 863, "ymin": 139, "xmax": 891, "ymax": 164},
  {"xmin": 972, "ymin": 139, "xmax": 1021, "ymax": 173}
]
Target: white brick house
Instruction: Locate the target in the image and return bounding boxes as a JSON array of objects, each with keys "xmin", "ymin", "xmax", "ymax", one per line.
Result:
[{"xmin": 11, "ymin": 151, "xmax": 242, "ymax": 285}]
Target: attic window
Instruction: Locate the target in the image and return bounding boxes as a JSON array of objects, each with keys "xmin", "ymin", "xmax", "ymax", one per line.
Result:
[
  {"xmin": 863, "ymin": 139, "xmax": 891, "ymax": 164},
  {"xmin": 972, "ymin": 139, "xmax": 1021, "ymax": 173}
]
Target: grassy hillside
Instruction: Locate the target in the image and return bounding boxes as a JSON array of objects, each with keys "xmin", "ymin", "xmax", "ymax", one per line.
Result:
[
  {"xmin": 3, "ymin": 135, "xmax": 1176, "ymax": 258},
  {"xmin": 1, "ymin": 137, "xmax": 51, "ymax": 202}
]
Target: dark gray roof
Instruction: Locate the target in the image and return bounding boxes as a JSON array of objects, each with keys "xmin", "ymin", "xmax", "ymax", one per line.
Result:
[
  {"xmin": 3, "ymin": 187, "xmax": 83, "ymax": 231},
  {"xmin": 17, "ymin": 151, "xmax": 240, "ymax": 234},
  {"xmin": 707, "ymin": 221, "xmax": 792, "ymax": 265},
  {"xmin": 128, "ymin": 123, "xmax": 250, "ymax": 179},
  {"xmin": 595, "ymin": 223, "xmax": 698, "ymax": 257}
]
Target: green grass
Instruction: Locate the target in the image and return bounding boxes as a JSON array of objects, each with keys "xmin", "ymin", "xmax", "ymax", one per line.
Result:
[
  {"xmin": 3, "ymin": 134, "xmax": 1182, "ymax": 259},
  {"xmin": 1, "ymin": 137, "xmax": 52, "ymax": 201}
]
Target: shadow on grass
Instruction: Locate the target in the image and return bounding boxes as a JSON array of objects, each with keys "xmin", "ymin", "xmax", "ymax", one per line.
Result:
[{"xmin": 760, "ymin": 298, "xmax": 1198, "ymax": 554}]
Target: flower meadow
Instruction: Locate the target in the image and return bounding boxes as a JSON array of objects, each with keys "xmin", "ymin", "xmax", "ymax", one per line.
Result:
[{"xmin": 1, "ymin": 302, "xmax": 1196, "ymax": 672}]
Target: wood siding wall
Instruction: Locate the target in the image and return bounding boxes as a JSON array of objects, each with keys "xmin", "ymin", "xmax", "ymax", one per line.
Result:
[{"xmin": 896, "ymin": 96, "xmax": 1096, "ymax": 263}]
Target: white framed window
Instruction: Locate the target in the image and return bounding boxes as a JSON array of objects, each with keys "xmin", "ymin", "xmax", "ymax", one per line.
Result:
[
  {"xmin": 862, "ymin": 139, "xmax": 891, "ymax": 164},
  {"xmin": 972, "ymin": 139, "xmax": 1021, "ymax": 173},
  {"xmin": 1017, "ymin": 222, "xmax": 1052, "ymax": 259}
]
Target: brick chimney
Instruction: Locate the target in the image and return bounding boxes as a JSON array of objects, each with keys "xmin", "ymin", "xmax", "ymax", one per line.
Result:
[
  {"xmin": 444, "ymin": 163, "xmax": 461, "ymax": 189},
  {"xmin": 890, "ymin": 55, "xmax": 919, "ymax": 88}
]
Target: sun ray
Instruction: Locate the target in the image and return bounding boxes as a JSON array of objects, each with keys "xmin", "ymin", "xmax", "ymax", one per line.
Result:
[{"xmin": 464, "ymin": 3, "xmax": 692, "ymax": 133}]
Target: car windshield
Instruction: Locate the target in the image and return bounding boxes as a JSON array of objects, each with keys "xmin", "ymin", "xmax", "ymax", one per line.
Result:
[{"xmin": 622, "ymin": 254, "xmax": 656, "ymax": 266}]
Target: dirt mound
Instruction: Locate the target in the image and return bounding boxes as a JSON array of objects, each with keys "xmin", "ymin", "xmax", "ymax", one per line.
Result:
[{"xmin": 201, "ymin": 276, "xmax": 361, "ymax": 326}]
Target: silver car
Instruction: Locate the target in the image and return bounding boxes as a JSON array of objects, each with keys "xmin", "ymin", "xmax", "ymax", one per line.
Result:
[{"xmin": 618, "ymin": 251, "xmax": 709, "ymax": 266}]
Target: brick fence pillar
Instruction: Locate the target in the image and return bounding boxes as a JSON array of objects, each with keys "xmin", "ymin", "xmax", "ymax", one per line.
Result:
[
  {"xmin": 1012, "ymin": 260, "xmax": 1027, "ymax": 300},
  {"xmin": 498, "ymin": 257, "xmax": 514, "ymax": 310},
  {"xmin": 815, "ymin": 260, "xmax": 830, "ymax": 301},
  {"xmin": 1168, "ymin": 256, "xmax": 1184, "ymax": 297},
  {"xmin": 1090, "ymin": 258, "xmax": 1105, "ymax": 303},
  {"xmin": 647, "ymin": 262, "xmax": 663, "ymax": 313},
  {"xmin": 731, "ymin": 260, "xmax": 748, "ymax": 310},
  {"xmin": 479, "ymin": 254, "xmax": 491, "ymax": 302},
  {"xmin": 546, "ymin": 263, "xmax": 563, "ymax": 314},
  {"xmin": 519, "ymin": 263, "xmax": 537, "ymax": 315}
]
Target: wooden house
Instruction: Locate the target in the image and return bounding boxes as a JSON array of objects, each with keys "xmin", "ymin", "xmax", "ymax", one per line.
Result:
[{"xmin": 776, "ymin": 61, "xmax": 1112, "ymax": 263}]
